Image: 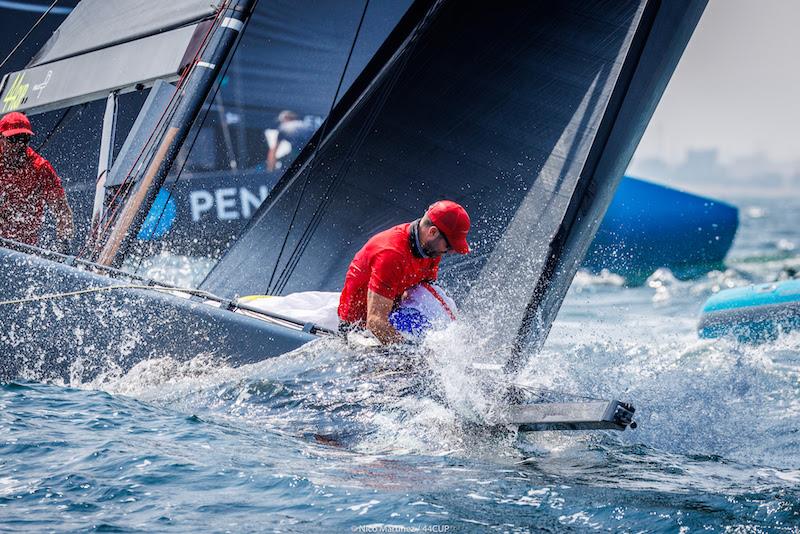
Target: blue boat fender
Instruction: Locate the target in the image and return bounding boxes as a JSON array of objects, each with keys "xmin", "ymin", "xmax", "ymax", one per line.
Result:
[{"xmin": 698, "ymin": 279, "xmax": 800, "ymax": 342}]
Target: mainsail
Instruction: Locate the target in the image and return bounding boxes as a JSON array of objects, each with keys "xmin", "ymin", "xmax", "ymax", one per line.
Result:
[{"xmin": 200, "ymin": 0, "xmax": 706, "ymax": 366}]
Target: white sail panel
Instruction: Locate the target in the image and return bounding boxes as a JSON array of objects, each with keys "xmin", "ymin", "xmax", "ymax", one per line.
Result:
[
  {"xmin": 29, "ymin": 0, "xmax": 222, "ymax": 67},
  {"xmin": 1, "ymin": 25, "xmax": 197, "ymax": 115}
]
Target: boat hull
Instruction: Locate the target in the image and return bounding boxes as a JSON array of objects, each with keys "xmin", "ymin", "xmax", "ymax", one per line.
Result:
[
  {"xmin": 0, "ymin": 246, "xmax": 315, "ymax": 383},
  {"xmin": 698, "ymin": 280, "xmax": 800, "ymax": 342},
  {"xmin": 585, "ymin": 177, "xmax": 738, "ymax": 283}
]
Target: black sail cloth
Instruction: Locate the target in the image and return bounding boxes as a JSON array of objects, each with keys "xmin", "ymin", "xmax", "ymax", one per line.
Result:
[{"xmin": 201, "ymin": 0, "xmax": 706, "ymax": 360}]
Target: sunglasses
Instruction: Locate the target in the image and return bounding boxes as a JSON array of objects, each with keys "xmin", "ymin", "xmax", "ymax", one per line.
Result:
[{"xmin": 3, "ymin": 134, "xmax": 30, "ymax": 145}]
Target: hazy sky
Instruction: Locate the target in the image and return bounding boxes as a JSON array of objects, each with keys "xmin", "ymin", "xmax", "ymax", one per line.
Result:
[{"xmin": 631, "ymin": 0, "xmax": 800, "ymax": 166}]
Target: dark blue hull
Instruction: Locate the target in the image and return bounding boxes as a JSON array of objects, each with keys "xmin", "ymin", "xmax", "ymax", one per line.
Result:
[{"xmin": 0, "ymin": 242, "xmax": 316, "ymax": 383}]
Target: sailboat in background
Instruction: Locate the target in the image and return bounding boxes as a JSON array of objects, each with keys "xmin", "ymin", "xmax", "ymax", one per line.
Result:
[
  {"xmin": 0, "ymin": 0, "xmax": 706, "ymax": 428},
  {"xmin": 586, "ymin": 176, "xmax": 739, "ymax": 284}
]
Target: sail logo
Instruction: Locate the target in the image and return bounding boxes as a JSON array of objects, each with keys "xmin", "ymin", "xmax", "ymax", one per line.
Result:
[
  {"xmin": 189, "ymin": 185, "xmax": 270, "ymax": 221},
  {"xmin": 2, "ymin": 74, "xmax": 29, "ymax": 112},
  {"xmin": 32, "ymin": 70, "xmax": 52, "ymax": 99},
  {"xmin": 136, "ymin": 186, "xmax": 271, "ymax": 241}
]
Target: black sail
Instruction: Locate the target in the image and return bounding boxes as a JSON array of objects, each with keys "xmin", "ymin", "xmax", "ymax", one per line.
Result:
[
  {"xmin": 220, "ymin": 0, "xmax": 413, "ymax": 125},
  {"xmin": 195, "ymin": 0, "xmax": 705, "ymax": 358}
]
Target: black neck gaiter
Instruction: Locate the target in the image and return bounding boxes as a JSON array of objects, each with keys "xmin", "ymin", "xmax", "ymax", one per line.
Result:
[{"xmin": 409, "ymin": 219, "xmax": 429, "ymax": 259}]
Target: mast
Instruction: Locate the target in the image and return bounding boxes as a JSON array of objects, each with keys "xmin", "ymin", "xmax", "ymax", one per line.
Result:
[{"xmin": 95, "ymin": 0, "xmax": 256, "ymax": 266}]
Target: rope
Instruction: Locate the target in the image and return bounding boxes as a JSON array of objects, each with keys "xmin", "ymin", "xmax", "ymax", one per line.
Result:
[
  {"xmin": 270, "ymin": 0, "xmax": 428, "ymax": 295},
  {"xmin": 0, "ymin": 279, "xmax": 336, "ymax": 335},
  {"xmin": 0, "ymin": 283, "xmax": 211, "ymax": 306},
  {"xmin": 266, "ymin": 0, "xmax": 371, "ymax": 293},
  {"xmin": 0, "ymin": 0, "xmax": 60, "ymax": 72},
  {"xmin": 270, "ymin": 78, "xmax": 387, "ymax": 295}
]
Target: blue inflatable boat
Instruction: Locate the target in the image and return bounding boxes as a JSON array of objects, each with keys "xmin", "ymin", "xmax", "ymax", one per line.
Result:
[
  {"xmin": 698, "ymin": 279, "xmax": 800, "ymax": 342},
  {"xmin": 583, "ymin": 176, "xmax": 739, "ymax": 283}
]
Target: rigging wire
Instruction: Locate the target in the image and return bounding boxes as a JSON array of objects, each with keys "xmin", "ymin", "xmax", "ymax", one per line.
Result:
[
  {"xmin": 0, "ymin": 283, "xmax": 203, "ymax": 306},
  {"xmin": 130, "ymin": 0, "xmax": 250, "ymax": 277},
  {"xmin": 79, "ymin": 2, "xmax": 229, "ymax": 260},
  {"xmin": 0, "ymin": 0, "xmax": 60, "ymax": 72},
  {"xmin": 0, "ymin": 1, "xmax": 79, "ymax": 157},
  {"xmin": 79, "ymin": 92, "xmax": 180, "ymax": 258},
  {"xmin": 270, "ymin": 1, "xmax": 436, "ymax": 295},
  {"xmin": 78, "ymin": 95, "xmax": 177, "ymax": 259},
  {"xmin": 85, "ymin": 11, "xmax": 224, "ymax": 254},
  {"xmin": 271, "ymin": 77, "xmax": 392, "ymax": 295},
  {"xmin": 0, "ymin": 278, "xmax": 336, "ymax": 335},
  {"xmin": 33, "ymin": 104, "xmax": 79, "ymax": 153},
  {"xmin": 265, "ymin": 0, "xmax": 371, "ymax": 294},
  {"xmin": 270, "ymin": 56, "xmax": 408, "ymax": 295}
]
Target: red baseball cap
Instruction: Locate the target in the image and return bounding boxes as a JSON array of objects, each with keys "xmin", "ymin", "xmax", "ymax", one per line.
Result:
[
  {"xmin": 426, "ymin": 200, "xmax": 471, "ymax": 254},
  {"xmin": 0, "ymin": 112, "xmax": 34, "ymax": 137}
]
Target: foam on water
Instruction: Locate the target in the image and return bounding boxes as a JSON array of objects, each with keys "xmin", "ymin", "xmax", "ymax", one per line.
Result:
[
  {"xmin": 81, "ymin": 234, "xmax": 800, "ymax": 471},
  {"xmin": 75, "ymin": 270, "xmax": 800, "ymax": 491},
  {"xmin": 89, "ymin": 329, "xmax": 514, "ymax": 459},
  {"xmin": 4, "ymin": 298, "xmax": 798, "ymax": 530}
]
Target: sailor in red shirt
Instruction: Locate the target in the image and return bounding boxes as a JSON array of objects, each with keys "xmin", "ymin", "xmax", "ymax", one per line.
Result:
[
  {"xmin": 0, "ymin": 112, "xmax": 73, "ymax": 250},
  {"xmin": 338, "ymin": 200, "xmax": 471, "ymax": 344}
]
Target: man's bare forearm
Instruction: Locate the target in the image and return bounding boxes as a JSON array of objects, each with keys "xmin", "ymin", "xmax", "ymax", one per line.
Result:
[{"xmin": 366, "ymin": 290, "xmax": 403, "ymax": 344}]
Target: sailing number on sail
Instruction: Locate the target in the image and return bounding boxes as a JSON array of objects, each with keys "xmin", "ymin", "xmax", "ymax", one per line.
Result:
[{"xmin": 2, "ymin": 74, "xmax": 29, "ymax": 112}]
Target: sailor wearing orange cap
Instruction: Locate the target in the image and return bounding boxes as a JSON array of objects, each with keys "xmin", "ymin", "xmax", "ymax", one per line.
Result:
[
  {"xmin": 338, "ymin": 200, "xmax": 471, "ymax": 344},
  {"xmin": 0, "ymin": 112, "xmax": 73, "ymax": 251}
]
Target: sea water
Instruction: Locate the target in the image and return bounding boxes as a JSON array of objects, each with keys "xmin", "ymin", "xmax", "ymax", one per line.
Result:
[{"xmin": 1, "ymin": 196, "xmax": 798, "ymax": 532}]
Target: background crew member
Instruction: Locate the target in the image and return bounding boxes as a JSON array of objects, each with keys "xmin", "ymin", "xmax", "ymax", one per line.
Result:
[{"xmin": 0, "ymin": 112, "xmax": 73, "ymax": 251}]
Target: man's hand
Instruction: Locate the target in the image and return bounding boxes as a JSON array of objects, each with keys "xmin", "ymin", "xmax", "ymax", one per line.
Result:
[
  {"xmin": 51, "ymin": 195, "xmax": 74, "ymax": 242},
  {"xmin": 366, "ymin": 290, "xmax": 403, "ymax": 344},
  {"xmin": 56, "ymin": 238, "xmax": 71, "ymax": 255}
]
